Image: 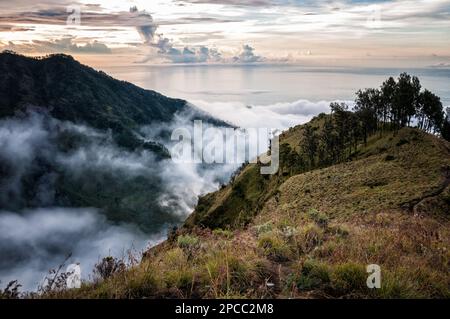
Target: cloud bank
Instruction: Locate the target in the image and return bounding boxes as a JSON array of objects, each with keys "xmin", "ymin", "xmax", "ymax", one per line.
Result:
[
  {"xmin": 190, "ymin": 98, "xmax": 354, "ymax": 129},
  {"xmin": 0, "ymin": 109, "xmax": 238, "ymax": 291},
  {"xmin": 0, "ymin": 207, "xmax": 155, "ymax": 291},
  {"xmin": 233, "ymin": 44, "xmax": 264, "ymax": 63}
]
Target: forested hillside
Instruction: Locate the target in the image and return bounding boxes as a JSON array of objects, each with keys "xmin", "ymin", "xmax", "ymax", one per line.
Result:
[{"xmin": 0, "ymin": 52, "xmax": 226, "ymax": 231}]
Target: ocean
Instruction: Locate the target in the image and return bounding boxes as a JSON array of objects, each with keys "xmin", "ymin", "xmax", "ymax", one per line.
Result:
[{"xmin": 105, "ymin": 64, "xmax": 450, "ymax": 105}]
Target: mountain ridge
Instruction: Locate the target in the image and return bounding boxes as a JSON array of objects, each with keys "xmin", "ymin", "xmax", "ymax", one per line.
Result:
[
  {"xmin": 0, "ymin": 51, "xmax": 229, "ymax": 151},
  {"xmin": 44, "ymin": 118, "xmax": 450, "ymax": 299}
]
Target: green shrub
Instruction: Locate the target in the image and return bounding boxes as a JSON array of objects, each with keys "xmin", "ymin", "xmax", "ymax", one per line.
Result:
[
  {"xmin": 202, "ymin": 250, "xmax": 258, "ymax": 297},
  {"xmin": 163, "ymin": 248, "xmax": 187, "ymax": 266},
  {"xmin": 296, "ymin": 223, "xmax": 324, "ymax": 253},
  {"xmin": 227, "ymin": 256, "xmax": 255, "ymax": 290},
  {"xmin": 314, "ymin": 241, "xmax": 338, "ymax": 258},
  {"xmin": 296, "ymin": 259, "xmax": 331, "ymax": 290},
  {"xmin": 327, "ymin": 224, "xmax": 350, "ymax": 238},
  {"xmin": 258, "ymin": 232, "xmax": 292, "ymax": 262},
  {"xmin": 375, "ymin": 272, "xmax": 415, "ymax": 298},
  {"xmin": 307, "ymin": 209, "xmax": 329, "ymax": 227},
  {"xmin": 376, "ymin": 268, "xmax": 450, "ymax": 299},
  {"xmin": 161, "ymin": 248, "xmax": 194, "ymax": 290},
  {"xmin": 123, "ymin": 271, "xmax": 160, "ymax": 298},
  {"xmin": 164, "ymin": 268, "xmax": 194, "ymax": 290},
  {"xmin": 99, "ymin": 262, "xmax": 162, "ymax": 299},
  {"xmin": 177, "ymin": 235, "xmax": 200, "ymax": 249},
  {"xmin": 213, "ymin": 228, "xmax": 233, "ymax": 239},
  {"xmin": 331, "ymin": 262, "xmax": 367, "ymax": 295},
  {"xmin": 286, "ymin": 259, "xmax": 330, "ymax": 291},
  {"xmin": 254, "ymin": 222, "xmax": 273, "ymax": 236}
]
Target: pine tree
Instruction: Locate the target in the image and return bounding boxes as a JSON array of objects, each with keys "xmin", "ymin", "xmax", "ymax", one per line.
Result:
[
  {"xmin": 354, "ymin": 90, "xmax": 377, "ymax": 145},
  {"xmin": 302, "ymin": 125, "xmax": 318, "ymax": 168},
  {"xmin": 392, "ymin": 73, "xmax": 421, "ymax": 129},
  {"xmin": 381, "ymin": 77, "xmax": 396, "ymax": 129},
  {"xmin": 320, "ymin": 117, "xmax": 337, "ymax": 165},
  {"xmin": 418, "ymin": 89, "xmax": 444, "ymax": 133}
]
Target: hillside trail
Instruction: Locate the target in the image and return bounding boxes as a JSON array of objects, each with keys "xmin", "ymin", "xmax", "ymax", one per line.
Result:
[{"xmin": 408, "ymin": 165, "xmax": 450, "ymax": 215}]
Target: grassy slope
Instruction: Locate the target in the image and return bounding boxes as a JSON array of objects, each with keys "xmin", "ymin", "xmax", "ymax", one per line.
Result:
[
  {"xmin": 184, "ymin": 114, "xmax": 328, "ymax": 229},
  {"xmin": 47, "ymin": 120, "xmax": 450, "ymax": 299}
]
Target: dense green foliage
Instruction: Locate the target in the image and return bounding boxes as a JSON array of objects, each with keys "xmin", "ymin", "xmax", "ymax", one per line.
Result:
[{"xmin": 0, "ymin": 51, "xmax": 189, "ymax": 152}]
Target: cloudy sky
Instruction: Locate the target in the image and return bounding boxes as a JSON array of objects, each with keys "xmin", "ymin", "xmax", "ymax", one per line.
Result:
[{"xmin": 0, "ymin": 0, "xmax": 449, "ymax": 67}]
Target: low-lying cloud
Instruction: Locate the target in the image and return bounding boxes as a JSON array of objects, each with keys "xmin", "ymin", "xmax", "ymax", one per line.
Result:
[
  {"xmin": 233, "ymin": 44, "xmax": 264, "ymax": 64},
  {"xmin": 0, "ymin": 207, "xmax": 155, "ymax": 291},
  {"xmin": 190, "ymin": 99, "xmax": 354, "ymax": 129},
  {"xmin": 0, "ymin": 109, "xmax": 238, "ymax": 291}
]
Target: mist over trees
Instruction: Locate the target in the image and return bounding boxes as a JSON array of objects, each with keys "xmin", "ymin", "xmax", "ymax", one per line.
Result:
[{"xmin": 296, "ymin": 73, "xmax": 449, "ymax": 172}]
